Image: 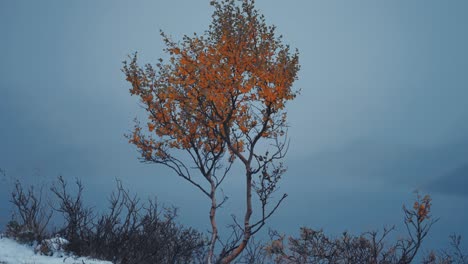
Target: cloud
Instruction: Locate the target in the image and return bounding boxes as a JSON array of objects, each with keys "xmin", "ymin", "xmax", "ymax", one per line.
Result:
[
  {"xmin": 426, "ymin": 164, "xmax": 468, "ymax": 197},
  {"xmin": 286, "ymin": 139, "xmax": 468, "ymax": 190}
]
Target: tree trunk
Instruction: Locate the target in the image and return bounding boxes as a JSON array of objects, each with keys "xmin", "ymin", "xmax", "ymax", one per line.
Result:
[
  {"xmin": 220, "ymin": 170, "xmax": 253, "ymax": 263},
  {"xmin": 208, "ymin": 179, "xmax": 218, "ymax": 264}
]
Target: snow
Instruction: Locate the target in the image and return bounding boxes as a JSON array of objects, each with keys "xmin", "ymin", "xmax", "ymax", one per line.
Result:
[
  {"xmin": 34, "ymin": 237, "xmax": 70, "ymax": 257},
  {"xmin": 0, "ymin": 236, "xmax": 112, "ymax": 264}
]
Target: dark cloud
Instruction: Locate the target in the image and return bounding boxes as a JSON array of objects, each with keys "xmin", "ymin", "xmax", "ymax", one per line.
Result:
[{"xmin": 426, "ymin": 164, "xmax": 468, "ymax": 197}]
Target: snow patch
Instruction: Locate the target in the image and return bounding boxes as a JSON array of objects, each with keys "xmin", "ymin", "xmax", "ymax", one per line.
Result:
[
  {"xmin": 0, "ymin": 236, "xmax": 111, "ymax": 264},
  {"xmin": 35, "ymin": 236, "xmax": 69, "ymax": 257}
]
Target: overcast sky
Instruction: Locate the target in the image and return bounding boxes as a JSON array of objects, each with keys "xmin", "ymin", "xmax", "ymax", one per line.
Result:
[{"xmin": 1, "ymin": 0, "xmax": 467, "ymax": 253}]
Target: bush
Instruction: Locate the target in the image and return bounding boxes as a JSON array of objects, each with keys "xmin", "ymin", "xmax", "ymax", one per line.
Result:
[
  {"xmin": 6, "ymin": 180, "xmax": 52, "ymax": 244},
  {"xmin": 422, "ymin": 234, "xmax": 468, "ymax": 264},
  {"xmin": 264, "ymin": 193, "xmax": 437, "ymax": 264},
  {"xmin": 50, "ymin": 176, "xmax": 94, "ymax": 255},
  {"xmin": 5, "ymin": 220, "xmax": 36, "ymax": 245},
  {"xmin": 4, "ymin": 176, "xmax": 205, "ymax": 263},
  {"xmin": 50, "ymin": 177, "xmax": 206, "ymax": 264},
  {"xmin": 5, "ymin": 176, "xmax": 467, "ymax": 264}
]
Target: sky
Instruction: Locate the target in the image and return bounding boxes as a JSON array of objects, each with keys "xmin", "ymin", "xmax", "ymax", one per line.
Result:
[{"xmin": 1, "ymin": 0, "xmax": 468, "ymax": 254}]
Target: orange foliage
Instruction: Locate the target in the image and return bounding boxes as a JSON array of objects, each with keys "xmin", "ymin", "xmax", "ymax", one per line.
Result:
[
  {"xmin": 413, "ymin": 194, "xmax": 432, "ymax": 221},
  {"xmin": 123, "ymin": 0, "xmax": 299, "ymax": 165}
]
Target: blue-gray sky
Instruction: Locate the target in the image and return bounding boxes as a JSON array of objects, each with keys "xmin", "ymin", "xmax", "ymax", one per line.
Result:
[{"xmin": 1, "ymin": 0, "xmax": 468, "ymax": 253}]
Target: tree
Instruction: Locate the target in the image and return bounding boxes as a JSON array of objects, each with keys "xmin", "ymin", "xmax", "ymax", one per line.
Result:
[{"xmin": 123, "ymin": 0, "xmax": 299, "ymax": 263}]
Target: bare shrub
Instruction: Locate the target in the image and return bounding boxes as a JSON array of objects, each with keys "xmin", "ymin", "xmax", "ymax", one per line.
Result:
[
  {"xmin": 94, "ymin": 181, "xmax": 205, "ymax": 263},
  {"xmin": 50, "ymin": 176, "xmax": 94, "ymax": 255},
  {"xmin": 422, "ymin": 234, "xmax": 467, "ymax": 264},
  {"xmin": 6, "ymin": 180, "xmax": 52, "ymax": 244},
  {"xmin": 49, "ymin": 176, "xmax": 205, "ymax": 264},
  {"xmin": 265, "ymin": 193, "xmax": 437, "ymax": 264}
]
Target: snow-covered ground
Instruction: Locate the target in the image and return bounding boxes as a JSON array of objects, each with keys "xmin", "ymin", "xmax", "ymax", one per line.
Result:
[{"xmin": 0, "ymin": 236, "xmax": 112, "ymax": 264}]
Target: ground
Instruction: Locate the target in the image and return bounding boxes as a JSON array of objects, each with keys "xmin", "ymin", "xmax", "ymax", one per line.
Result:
[{"xmin": 0, "ymin": 236, "xmax": 111, "ymax": 264}]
